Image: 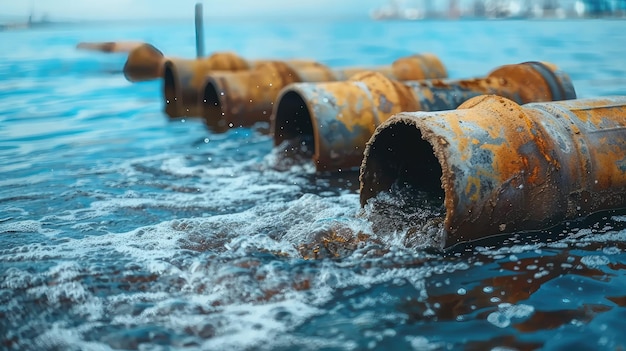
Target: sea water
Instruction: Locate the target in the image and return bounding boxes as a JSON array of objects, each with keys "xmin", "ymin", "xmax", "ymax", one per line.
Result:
[{"xmin": 1, "ymin": 18, "xmax": 626, "ymax": 350}]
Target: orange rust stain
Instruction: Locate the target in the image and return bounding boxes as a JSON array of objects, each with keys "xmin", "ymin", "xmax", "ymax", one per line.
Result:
[
  {"xmin": 569, "ymin": 104, "xmax": 626, "ymax": 128},
  {"xmin": 488, "ymin": 63, "xmax": 552, "ymax": 102},
  {"xmin": 323, "ymin": 81, "xmax": 377, "ymax": 134},
  {"xmin": 391, "ymin": 54, "xmax": 444, "ymax": 80},
  {"xmin": 420, "ymin": 86, "xmax": 435, "ymax": 105},
  {"xmin": 589, "ymin": 148, "xmax": 626, "ymax": 187},
  {"xmin": 464, "ymin": 175, "xmax": 482, "ymax": 202},
  {"xmin": 445, "ymin": 112, "xmax": 471, "ymax": 159}
]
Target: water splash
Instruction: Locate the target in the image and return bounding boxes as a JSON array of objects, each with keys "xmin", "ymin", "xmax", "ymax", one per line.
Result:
[{"xmin": 360, "ymin": 181, "xmax": 446, "ymax": 250}]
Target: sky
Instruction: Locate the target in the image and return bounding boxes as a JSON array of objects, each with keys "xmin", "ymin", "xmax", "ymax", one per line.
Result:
[
  {"xmin": 1, "ymin": 0, "xmax": 586, "ymax": 21},
  {"xmin": 0, "ymin": 0, "xmax": 384, "ymax": 21}
]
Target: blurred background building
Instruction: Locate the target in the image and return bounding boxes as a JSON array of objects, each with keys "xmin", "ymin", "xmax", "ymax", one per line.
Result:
[{"xmin": 371, "ymin": 0, "xmax": 626, "ymax": 19}]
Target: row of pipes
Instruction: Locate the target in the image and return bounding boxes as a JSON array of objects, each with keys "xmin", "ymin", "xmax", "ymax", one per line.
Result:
[{"xmin": 79, "ymin": 40, "xmax": 626, "ymax": 248}]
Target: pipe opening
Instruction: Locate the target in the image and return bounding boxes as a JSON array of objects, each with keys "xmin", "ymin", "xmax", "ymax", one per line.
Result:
[
  {"xmin": 362, "ymin": 121, "xmax": 445, "ymax": 205},
  {"xmin": 163, "ymin": 61, "xmax": 178, "ymax": 118},
  {"xmin": 202, "ymin": 80, "xmax": 229, "ymax": 132},
  {"xmin": 361, "ymin": 121, "xmax": 447, "ymax": 248},
  {"xmin": 273, "ymin": 90, "xmax": 315, "ymax": 159}
]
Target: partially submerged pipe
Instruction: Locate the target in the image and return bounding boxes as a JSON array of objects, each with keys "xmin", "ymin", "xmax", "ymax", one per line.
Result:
[
  {"xmin": 123, "ymin": 43, "xmax": 167, "ymax": 82},
  {"xmin": 202, "ymin": 53, "xmax": 447, "ymax": 131},
  {"xmin": 122, "ymin": 43, "xmax": 257, "ymax": 84},
  {"xmin": 163, "ymin": 52, "xmax": 252, "ymax": 117},
  {"xmin": 360, "ymin": 95, "xmax": 626, "ymax": 246},
  {"xmin": 77, "ymin": 41, "xmax": 144, "ymax": 53},
  {"xmin": 272, "ymin": 61, "xmax": 576, "ymax": 172}
]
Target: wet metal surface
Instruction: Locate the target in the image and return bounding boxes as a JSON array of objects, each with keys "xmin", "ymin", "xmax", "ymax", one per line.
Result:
[
  {"xmin": 123, "ymin": 43, "xmax": 168, "ymax": 82},
  {"xmin": 202, "ymin": 53, "xmax": 447, "ymax": 132},
  {"xmin": 163, "ymin": 53, "xmax": 253, "ymax": 118},
  {"xmin": 360, "ymin": 95, "xmax": 626, "ymax": 246},
  {"xmin": 273, "ymin": 62, "xmax": 576, "ymax": 172},
  {"xmin": 3, "ymin": 19, "xmax": 626, "ymax": 351}
]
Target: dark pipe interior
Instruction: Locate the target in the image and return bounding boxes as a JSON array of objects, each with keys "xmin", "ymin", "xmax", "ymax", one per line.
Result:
[
  {"xmin": 362, "ymin": 122, "xmax": 444, "ymax": 204},
  {"xmin": 163, "ymin": 61, "xmax": 178, "ymax": 117},
  {"xmin": 273, "ymin": 91, "xmax": 315, "ymax": 157},
  {"xmin": 202, "ymin": 80, "xmax": 228, "ymax": 132}
]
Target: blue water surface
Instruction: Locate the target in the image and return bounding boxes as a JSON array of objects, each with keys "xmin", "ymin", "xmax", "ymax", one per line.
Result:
[{"xmin": 1, "ymin": 18, "xmax": 626, "ymax": 350}]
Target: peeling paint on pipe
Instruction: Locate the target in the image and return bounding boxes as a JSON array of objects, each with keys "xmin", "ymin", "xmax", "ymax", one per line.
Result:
[
  {"xmin": 203, "ymin": 53, "xmax": 446, "ymax": 132},
  {"xmin": 272, "ymin": 61, "xmax": 576, "ymax": 172},
  {"xmin": 76, "ymin": 41, "xmax": 144, "ymax": 53},
  {"xmin": 359, "ymin": 95, "xmax": 626, "ymax": 247}
]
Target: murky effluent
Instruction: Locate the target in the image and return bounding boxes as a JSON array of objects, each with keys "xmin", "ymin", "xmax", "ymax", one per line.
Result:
[{"xmin": 2, "ymin": 19, "xmax": 626, "ymax": 350}]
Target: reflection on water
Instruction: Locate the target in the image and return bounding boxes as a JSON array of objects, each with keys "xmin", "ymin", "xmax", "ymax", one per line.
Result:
[{"xmin": 1, "ymin": 19, "xmax": 626, "ymax": 351}]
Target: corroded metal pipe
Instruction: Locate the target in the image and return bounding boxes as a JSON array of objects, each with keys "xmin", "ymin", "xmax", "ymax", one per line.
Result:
[
  {"xmin": 122, "ymin": 43, "xmax": 258, "ymax": 84},
  {"xmin": 202, "ymin": 53, "xmax": 447, "ymax": 131},
  {"xmin": 77, "ymin": 41, "xmax": 144, "ymax": 53},
  {"xmin": 359, "ymin": 95, "xmax": 626, "ymax": 246},
  {"xmin": 272, "ymin": 61, "xmax": 576, "ymax": 172},
  {"xmin": 163, "ymin": 52, "xmax": 253, "ymax": 117},
  {"xmin": 123, "ymin": 43, "xmax": 168, "ymax": 82}
]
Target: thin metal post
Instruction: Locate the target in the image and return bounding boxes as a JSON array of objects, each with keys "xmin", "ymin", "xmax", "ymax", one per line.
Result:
[{"xmin": 195, "ymin": 3, "xmax": 205, "ymax": 58}]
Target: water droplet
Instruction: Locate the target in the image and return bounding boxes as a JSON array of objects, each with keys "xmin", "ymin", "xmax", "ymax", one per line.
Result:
[
  {"xmin": 322, "ymin": 97, "xmax": 329, "ymax": 103},
  {"xmin": 220, "ymin": 92, "xmax": 224, "ymax": 96},
  {"xmin": 204, "ymin": 138, "xmax": 210, "ymax": 143},
  {"xmin": 457, "ymin": 288, "xmax": 466, "ymax": 295},
  {"xmin": 483, "ymin": 286, "xmax": 493, "ymax": 293},
  {"xmin": 229, "ymin": 123, "xmax": 233, "ymax": 127}
]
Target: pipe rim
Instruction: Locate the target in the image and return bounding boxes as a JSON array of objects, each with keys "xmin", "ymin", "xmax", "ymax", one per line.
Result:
[
  {"xmin": 272, "ymin": 87, "xmax": 317, "ymax": 162},
  {"xmin": 524, "ymin": 61, "xmax": 577, "ymax": 101},
  {"xmin": 202, "ymin": 77, "xmax": 231, "ymax": 132},
  {"xmin": 163, "ymin": 60, "xmax": 179, "ymax": 117}
]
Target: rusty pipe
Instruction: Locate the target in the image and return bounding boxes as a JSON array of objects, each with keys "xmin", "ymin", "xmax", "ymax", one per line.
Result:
[
  {"xmin": 163, "ymin": 52, "xmax": 254, "ymax": 117},
  {"xmin": 202, "ymin": 53, "xmax": 447, "ymax": 131},
  {"xmin": 123, "ymin": 43, "xmax": 167, "ymax": 82},
  {"xmin": 76, "ymin": 41, "xmax": 145, "ymax": 53},
  {"xmin": 272, "ymin": 61, "xmax": 576, "ymax": 172},
  {"xmin": 359, "ymin": 95, "xmax": 626, "ymax": 247},
  {"xmin": 122, "ymin": 43, "xmax": 253, "ymax": 84}
]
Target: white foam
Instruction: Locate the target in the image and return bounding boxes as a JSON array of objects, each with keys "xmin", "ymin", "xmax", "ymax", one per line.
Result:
[
  {"xmin": 0, "ymin": 219, "xmax": 41, "ymax": 233},
  {"xmin": 487, "ymin": 303, "xmax": 535, "ymax": 328},
  {"xmin": 580, "ymin": 254, "xmax": 611, "ymax": 268}
]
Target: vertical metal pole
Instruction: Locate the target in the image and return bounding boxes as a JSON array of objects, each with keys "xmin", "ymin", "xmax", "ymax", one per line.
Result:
[{"xmin": 195, "ymin": 2, "xmax": 205, "ymax": 58}]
